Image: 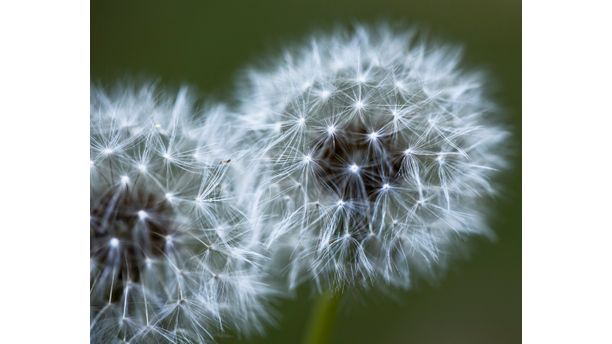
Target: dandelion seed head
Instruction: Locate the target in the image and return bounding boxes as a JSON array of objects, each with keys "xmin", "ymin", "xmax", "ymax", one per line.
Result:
[
  {"xmin": 235, "ymin": 24, "xmax": 510, "ymax": 291},
  {"xmin": 90, "ymin": 83, "xmax": 273, "ymax": 343}
]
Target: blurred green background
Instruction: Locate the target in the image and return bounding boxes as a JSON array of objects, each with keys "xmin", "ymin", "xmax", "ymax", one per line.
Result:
[{"xmin": 91, "ymin": 0, "xmax": 521, "ymax": 343}]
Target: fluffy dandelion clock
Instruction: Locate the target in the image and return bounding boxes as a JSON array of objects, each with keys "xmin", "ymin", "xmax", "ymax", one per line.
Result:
[
  {"xmin": 90, "ymin": 84, "xmax": 272, "ymax": 343},
  {"xmin": 236, "ymin": 25, "xmax": 509, "ymax": 290}
]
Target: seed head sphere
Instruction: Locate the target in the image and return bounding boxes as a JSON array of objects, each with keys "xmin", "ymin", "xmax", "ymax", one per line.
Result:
[
  {"xmin": 90, "ymin": 84, "xmax": 271, "ymax": 343},
  {"xmin": 236, "ymin": 25, "xmax": 509, "ymax": 290}
]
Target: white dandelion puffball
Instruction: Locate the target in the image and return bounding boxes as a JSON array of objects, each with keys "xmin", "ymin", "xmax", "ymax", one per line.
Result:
[
  {"xmin": 235, "ymin": 25, "xmax": 509, "ymax": 291},
  {"xmin": 90, "ymin": 83, "xmax": 271, "ymax": 343}
]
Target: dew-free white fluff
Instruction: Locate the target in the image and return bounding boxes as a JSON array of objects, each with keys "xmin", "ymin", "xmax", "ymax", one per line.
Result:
[
  {"xmin": 90, "ymin": 84, "xmax": 272, "ymax": 343},
  {"xmin": 234, "ymin": 25, "xmax": 509, "ymax": 291}
]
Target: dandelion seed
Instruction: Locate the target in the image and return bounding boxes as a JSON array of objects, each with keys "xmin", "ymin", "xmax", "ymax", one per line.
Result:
[
  {"xmin": 137, "ymin": 210, "xmax": 148, "ymax": 221},
  {"xmin": 109, "ymin": 237, "xmax": 119, "ymax": 248},
  {"xmin": 318, "ymin": 89, "xmax": 332, "ymax": 100},
  {"xmin": 273, "ymin": 122, "xmax": 282, "ymax": 132}
]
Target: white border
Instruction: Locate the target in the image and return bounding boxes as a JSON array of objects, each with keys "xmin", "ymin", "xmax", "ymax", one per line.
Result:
[
  {"xmin": 524, "ymin": 0, "xmax": 612, "ymax": 342},
  {"xmin": 0, "ymin": 1, "xmax": 89, "ymax": 342}
]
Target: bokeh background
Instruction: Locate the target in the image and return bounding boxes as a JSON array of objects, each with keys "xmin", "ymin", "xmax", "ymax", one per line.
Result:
[{"xmin": 91, "ymin": 1, "xmax": 521, "ymax": 343}]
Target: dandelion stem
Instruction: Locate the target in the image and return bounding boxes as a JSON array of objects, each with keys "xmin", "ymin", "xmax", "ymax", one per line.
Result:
[{"xmin": 303, "ymin": 290, "xmax": 342, "ymax": 344}]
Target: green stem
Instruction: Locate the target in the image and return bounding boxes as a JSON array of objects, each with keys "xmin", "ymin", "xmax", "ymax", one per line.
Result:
[{"xmin": 302, "ymin": 290, "xmax": 342, "ymax": 344}]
